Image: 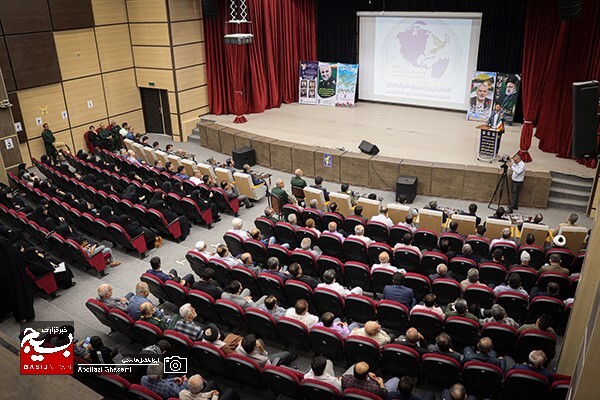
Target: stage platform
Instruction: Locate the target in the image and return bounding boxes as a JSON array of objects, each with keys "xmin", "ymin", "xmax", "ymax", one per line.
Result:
[{"xmin": 207, "ymin": 102, "xmax": 594, "ymax": 178}]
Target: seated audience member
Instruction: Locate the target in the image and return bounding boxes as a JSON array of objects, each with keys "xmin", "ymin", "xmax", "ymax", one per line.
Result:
[
  {"xmin": 300, "ymin": 237, "xmax": 322, "ymax": 257},
  {"xmin": 139, "ymin": 302, "xmax": 169, "ymax": 331},
  {"xmin": 263, "ymin": 207, "xmax": 278, "ymax": 224},
  {"xmin": 351, "ymin": 321, "xmax": 391, "ymax": 348},
  {"xmin": 447, "ymin": 221, "xmax": 461, "ymax": 236},
  {"xmin": 426, "ymin": 332, "xmax": 462, "ymax": 362},
  {"xmin": 189, "ymin": 170, "xmax": 203, "ymax": 185},
  {"xmin": 175, "ymin": 166, "xmax": 189, "ymax": 180},
  {"xmin": 461, "ymin": 203, "xmax": 481, "ymax": 227},
  {"xmin": 488, "ymin": 207, "xmax": 507, "ymax": 220},
  {"xmin": 325, "ymin": 221, "xmax": 345, "ymax": 241},
  {"xmin": 524, "ymin": 233, "xmax": 536, "ymax": 245},
  {"xmin": 339, "ymin": 183, "xmax": 358, "ymax": 206},
  {"xmin": 353, "ymin": 205, "xmax": 367, "ymax": 224},
  {"xmin": 396, "ymin": 327, "xmax": 427, "ymax": 355},
  {"xmin": 222, "ymin": 280, "xmax": 266, "ymax": 309},
  {"xmin": 87, "ymin": 336, "xmax": 118, "ymax": 365},
  {"xmin": 141, "ymin": 362, "xmax": 188, "ymax": 399},
  {"xmin": 250, "ymin": 228, "xmax": 276, "ymax": 247},
  {"xmin": 383, "ymin": 272, "xmax": 415, "ymax": 308},
  {"xmin": 393, "ymin": 233, "xmax": 422, "ymax": 258},
  {"xmin": 551, "ymin": 212, "xmax": 579, "ymax": 236},
  {"xmin": 480, "ymin": 304, "xmax": 520, "ymax": 329},
  {"xmin": 285, "ymin": 299, "xmax": 319, "ymax": 328},
  {"xmin": 411, "ymin": 293, "xmax": 444, "ymax": 319},
  {"xmin": 386, "ymin": 375, "xmax": 434, "ymax": 400},
  {"xmin": 458, "ymin": 244, "xmax": 479, "ymax": 263},
  {"xmin": 318, "ymin": 269, "xmax": 363, "ymax": 296},
  {"xmin": 490, "ymin": 248, "xmax": 505, "ymax": 265},
  {"xmin": 228, "ymin": 218, "xmax": 250, "ymax": 239},
  {"xmin": 235, "ymin": 334, "xmax": 294, "ymax": 367},
  {"xmin": 510, "ymin": 251, "xmax": 533, "ymax": 270},
  {"xmin": 494, "ymin": 273, "xmax": 528, "ymax": 296},
  {"xmin": 538, "ymin": 253, "xmax": 570, "ymax": 275},
  {"xmin": 304, "ymin": 217, "xmax": 321, "ymax": 236},
  {"xmin": 287, "ymin": 213, "xmax": 300, "ymax": 228},
  {"xmin": 304, "ymin": 356, "xmax": 342, "ymax": 392},
  {"xmin": 473, "ymin": 224, "xmax": 488, "ymax": 239},
  {"xmin": 263, "ymin": 257, "xmax": 289, "ymax": 281},
  {"xmin": 307, "ymin": 199, "xmax": 324, "ymax": 217},
  {"xmin": 445, "ymin": 298, "xmax": 478, "ymax": 323},
  {"xmin": 194, "ymin": 241, "xmax": 213, "ymax": 258},
  {"xmin": 96, "ymin": 283, "xmax": 129, "ymax": 312},
  {"xmin": 215, "ymin": 245, "xmax": 243, "ymax": 266},
  {"xmin": 490, "ymin": 227, "xmax": 514, "ymax": 249},
  {"xmin": 19, "ymin": 245, "xmax": 76, "ymax": 288},
  {"xmin": 398, "ymin": 214, "xmax": 417, "ymax": 233},
  {"xmin": 460, "ymin": 268, "xmax": 481, "ymax": 292},
  {"xmin": 151, "ymin": 141, "xmax": 160, "ymax": 151},
  {"xmin": 240, "ymin": 252, "xmax": 260, "ymax": 274},
  {"xmin": 178, "ymin": 373, "xmax": 233, "ymax": 400},
  {"xmin": 518, "ymin": 314, "xmax": 556, "ymax": 336},
  {"xmin": 147, "ymin": 256, "xmax": 194, "ymax": 286},
  {"xmin": 291, "ymin": 168, "xmax": 307, "ymax": 189},
  {"xmin": 348, "ymin": 224, "xmax": 373, "ymax": 245},
  {"xmin": 463, "ymin": 337, "xmax": 512, "ymax": 371},
  {"xmin": 220, "ymin": 180, "xmax": 253, "ymax": 209},
  {"xmin": 258, "ymin": 295, "xmax": 287, "ymax": 319},
  {"xmin": 511, "ymin": 350, "xmax": 552, "ymax": 380},
  {"xmin": 429, "ymin": 263, "xmax": 455, "ymax": 282},
  {"xmin": 371, "ymin": 207, "xmax": 393, "ymax": 227},
  {"xmin": 531, "ymin": 281, "xmax": 561, "ymax": 300},
  {"xmin": 272, "ymin": 179, "xmax": 289, "ymax": 204},
  {"xmin": 341, "ymin": 361, "xmax": 387, "ymax": 399},
  {"xmin": 315, "ymin": 312, "xmax": 357, "ymax": 338},
  {"xmin": 425, "ymin": 200, "xmax": 448, "ymax": 223},
  {"xmin": 191, "ymin": 268, "xmax": 223, "ymax": 300},
  {"xmin": 128, "ymin": 282, "xmax": 164, "ymax": 320},
  {"xmin": 440, "ymin": 383, "xmax": 471, "ymax": 400},
  {"xmin": 222, "ymin": 158, "xmax": 236, "ymax": 174},
  {"xmin": 173, "ymin": 303, "xmax": 204, "ymax": 340},
  {"xmin": 310, "ymin": 176, "xmax": 330, "ymax": 201},
  {"xmin": 241, "ymin": 164, "xmax": 265, "ymax": 186},
  {"xmin": 287, "ymin": 262, "xmax": 319, "ymax": 289}
]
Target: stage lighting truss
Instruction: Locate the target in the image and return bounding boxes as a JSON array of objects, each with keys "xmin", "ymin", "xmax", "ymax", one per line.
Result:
[{"xmin": 224, "ymin": 0, "xmax": 254, "ymax": 45}]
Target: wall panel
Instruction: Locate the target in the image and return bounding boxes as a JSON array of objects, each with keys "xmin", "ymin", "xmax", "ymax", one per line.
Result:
[
  {"xmin": 111, "ymin": 109, "xmax": 144, "ymax": 132},
  {"xmin": 180, "ymin": 107, "xmax": 206, "ymax": 136},
  {"xmin": 171, "ymin": 114, "xmax": 180, "ymax": 134},
  {"xmin": 7, "ymin": 93, "xmax": 27, "ymax": 143},
  {"xmin": 91, "ymin": 0, "xmax": 127, "ymax": 25},
  {"xmin": 176, "ymin": 65, "xmax": 206, "ymax": 91},
  {"xmin": 6, "ymin": 33, "xmax": 62, "ymax": 90},
  {"xmin": 28, "ymin": 129, "xmax": 74, "ymax": 160},
  {"xmin": 102, "ymin": 69, "xmax": 141, "ymax": 116},
  {"xmin": 20, "ymin": 143, "xmax": 31, "ymax": 167},
  {"xmin": 54, "ymin": 29, "xmax": 101, "ymax": 80},
  {"xmin": 0, "ymin": 0, "xmax": 52, "ymax": 35},
  {"xmin": 63, "ymin": 75, "xmax": 108, "ymax": 127},
  {"xmin": 49, "ymin": 0, "xmax": 95, "ymax": 30},
  {"xmin": 132, "ymin": 46, "xmax": 173, "ymax": 69},
  {"xmin": 135, "ymin": 68, "xmax": 175, "ymax": 91},
  {"xmin": 171, "ymin": 20, "xmax": 203, "ymax": 45},
  {"xmin": 178, "ymin": 86, "xmax": 208, "ymax": 113},
  {"xmin": 126, "ymin": 0, "xmax": 167, "ymax": 23},
  {"xmin": 95, "ymin": 25, "xmax": 133, "ymax": 72},
  {"xmin": 168, "ymin": 0, "xmax": 202, "ymax": 22},
  {"xmin": 0, "ymin": 38, "xmax": 16, "ymax": 92},
  {"xmin": 173, "ymin": 42, "xmax": 204, "ymax": 68},
  {"xmin": 129, "ymin": 23, "xmax": 170, "ymax": 46},
  {"xmin": 17, "ymin": 84, "xmax": 69, "ymax": 137}
]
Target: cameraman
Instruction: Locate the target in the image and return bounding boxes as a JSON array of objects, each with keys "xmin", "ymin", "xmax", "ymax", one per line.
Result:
[{"xmin": 507, "ymin": 154, "xmax": 525, "ymax": 212}]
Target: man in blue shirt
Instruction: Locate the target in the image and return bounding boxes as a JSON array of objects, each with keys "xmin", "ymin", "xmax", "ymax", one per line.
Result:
[
  {"xmin": 261, "ymin": 257, "xmax": 290, "ymax": 282},
  {"xmin": 146, "ymin": 256, "xmax": 195, "ymax": 286},
  {"xmin": 128, "ymin": 282, "xmax": 164, "ymax": 320},
  {"xmin": 383, "ymin": 273, "xmax": 415, "ymax": 309}
]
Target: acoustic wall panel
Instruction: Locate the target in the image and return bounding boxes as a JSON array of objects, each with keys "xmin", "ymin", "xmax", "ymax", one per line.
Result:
[
  {"xmin": 6, "ymin": 33, "xmax": 61, "ymax": 90},
  {"xmin": 176, "ymin": 65, "xmax": 206, "ymax": 91},
  {"xmin": 20, "ymin": 143, "xmax": 31, "ymax": 167},
  {"xmin": 49, "ymin": 0, "xmax": 95, "ymax": 30},
  {"xmin": 171, "ymin": 20, "xmax": 203, "ymax": 45},
  {"xmin": 17, "ymin": 84, "xmax": 69, "ymax": 137},
  {"xmin": 0, "ymin": 38, "xmax": 16, "ymax": 92},
  {"xmin": 132, "ymin": 46, "xmax": 173, "ymax": 69},
  {"xmin": 63, "ymin": 75, "xmax": 108, "ymax": 127},
  {"xmin": 102, "ymin": 69, "xmax": 142, "ymax": 116},
  {"xmin": 177, "ymin": 86, "xmax": 208, "ymax": 113},
  {"xmin": 7, "ymin": 93, "xmax": 27, "ymax": 143},
  {"xmin": 91, "ymin": 0, "xmax": 128, "ymax": 25},
  {"xmin": 173, "ymin": 42, "xmax": 204, "ymax": 68},
  {"xmin": 95, "ymin": 25, "xmax": 133, "ymax": 72},
  {"xmin": 0, "ymin": 0, "xmax": 52, "ymax": 35},
  {"xmin": 135, "ymin": 68, "xmax": 175, "ymax": 91},
  {"xmin": 111, "ymin": 109, "xmax": 144, "ymax": 132},
  {"xmin": 126, "ymin": 0, "xmax": 168, "ymax": 23},
  {"xmin": 129, "ymin": 23, "xmax": 170, "ymax": 46},
  {"xmin": 181, "ymin": 107, "xmax": 207, "ymax": 136},
  {"xmin": 54, "ymin": 29, "xmax": 101, "ymax": 80},
  {"xmin": 168, "ymin": 0, "xmax": 202, "ymax": 22},
  {"xmin": 171, "ymin": 114, "xmax": 180, "ymax": 135},
  {"xmin": 28, "ymin": 129, "xmax": 74, "ymax": 160}
]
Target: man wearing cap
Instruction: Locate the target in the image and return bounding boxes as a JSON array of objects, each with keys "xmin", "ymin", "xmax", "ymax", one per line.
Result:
[
  {"xmin": 194, "ymin": 241, "xmax": 213, "ymax": 258},
  {"xmin": 510, "ymin": 251, "xmax": 534, "ymax": 270}
]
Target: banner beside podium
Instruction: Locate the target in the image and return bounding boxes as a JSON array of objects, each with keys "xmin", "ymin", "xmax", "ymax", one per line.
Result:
[{"xmin": 299, "ymin": 61, "xmax": 358, "ymax": 107}]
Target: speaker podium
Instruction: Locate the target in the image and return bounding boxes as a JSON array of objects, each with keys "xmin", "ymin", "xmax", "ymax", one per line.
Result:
[{"xmin": 476, "ymin": 125, "xmax": 502, "ymax": 162}]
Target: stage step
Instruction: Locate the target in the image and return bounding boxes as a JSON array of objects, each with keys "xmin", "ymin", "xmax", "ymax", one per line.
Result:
[{"xmin": 547, "ymin": 171, "xmax": 593, "ymax": 213}]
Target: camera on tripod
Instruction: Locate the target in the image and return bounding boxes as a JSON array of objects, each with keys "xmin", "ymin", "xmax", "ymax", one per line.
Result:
[{"xmin": 498, "ymin": 154, "xmax": 511, "ymax": 164}]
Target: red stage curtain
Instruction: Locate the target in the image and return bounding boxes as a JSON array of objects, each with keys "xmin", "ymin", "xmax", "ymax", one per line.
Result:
[
  {"xmin": 518, "ymin": 0, "xmax": 600, "ymax": 167},
  {"xmin": 204, "ymin": 0, "xmax": 317, "ymax": 120}
]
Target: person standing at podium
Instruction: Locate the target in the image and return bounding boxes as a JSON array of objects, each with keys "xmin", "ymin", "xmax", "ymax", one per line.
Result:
[{"xmin": 487, "ymin": 103, "xmax": 505, "ymax": 155}]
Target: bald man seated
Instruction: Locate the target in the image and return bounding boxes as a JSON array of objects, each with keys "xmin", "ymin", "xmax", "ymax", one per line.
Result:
[
  {"xmin": 341, "ymin": 361, "xmax": 387, "ymax": 399},
  {"xmin": 350, "ymin": 321, "xmax": 392, "ymax": 348},
  {"xmin": 395, "ymin": 327, "xmax": 427, "ymax": 355}
]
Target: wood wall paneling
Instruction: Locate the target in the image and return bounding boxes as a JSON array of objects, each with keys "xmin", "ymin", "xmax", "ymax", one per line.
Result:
[
  {"xmin": 102, "ymin": 69, "xmax": 142, "ymax": 116},
  {"xmin": 0, "ymin": 38, "xmax": 16, "ymax": 92},
  {"xmin": 91, "ymin": 0, "xmax": 127, "ymax": 25},
  {"xmin": 0, "ymin": 134, "xmax": 23, "ymax": 168},
  {"xmin": 180, "ymin": 106, "xmax": 208, "ymax": 136},
  {"xmin": 6, "ymin": 33, "xmax": 62, "ymax": 90},
  {"xmin": 168, "ymin": 91, "xmax": 177, "ymax": 111},
  {"xmin": 173, "ymin": 42, "xmax": 204, "ymax": 68},
  {"xmin": 49, "ymin": 0, "xmax": 95, "ymax": 30},
  {"xmin": 126, "ymin": 0, "xmax": 168, "ymax": 23},
  {"xmin": 178, "ymin": 86, "xmax": 208, "ymax": 113},
  {"xmin": 20, "ymin": 142, "xmax": 31, "ymax": 167},
  {"xmin": 95, "ymin": 25, "xmax": 134, "ymax": 72},
  {"xmin": 176, "ymin": 65, "xmax": 206, "ymax": 91},
  {"xmin": 62, "ymin": 75, "xmax": 108, "ymax": 127},
  {"xmin": 28, "ymin": 129, "xmax": 74, "ymax": 160},
  {"xmin": 72, "ymin": 119, "xmax": 108, "ymax": 153},
  {"xmin": 7, "ymin": 93, "xmax": 27, "ymax": 143},
  {"xmin": 168, "ymin": 0, "xmax": 202, "ymax": 22},
  {"xmin": 129, "ymin": 23, "xmax": 170, "ymax": 46},
  {"xmin": 132, "ymin": 46, "xmax": 173, "ymax": 69},
  {"xmin": 17, "ymin": 84, "xmax": 69, "ymax": 137},
  {"xmin": 135, "ymin": 68, "xmax": 175, "ymax": 91},
  {"xmin": 171, "ymin": 20, "xmax": 203, "ymax": 46},
  {"xmin": 111, "ymin": 109, "xmax": 144, "ymax": 133},
  {"xmin": 170, "ymin": 114, "xmax": 180, "ymax": 134},
  {"xmin": 54, "ymin": 29, "xmax": 101, "ymax": 80},
  {"xmin": 0, "ymin": 0, "xmax": 52, "ymax": 34}
]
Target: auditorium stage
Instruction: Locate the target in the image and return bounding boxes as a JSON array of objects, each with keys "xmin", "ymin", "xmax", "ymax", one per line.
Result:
[{"xmin": 207, "ymin": 102, "xmax": 595, "ymax": 178}]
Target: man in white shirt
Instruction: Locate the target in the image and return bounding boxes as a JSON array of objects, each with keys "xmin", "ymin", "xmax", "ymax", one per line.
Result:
[
  {"xmin": 371, "ymin": 252, "xmax": 405, "ymax": 274},
  {"xmin": 325, "ymin": 221, "xmax": 345, "ymax": 242},
  {"xmin": 489, "ymin": 227, "xmax": 514, "ymax": 250},
  {"xmin": 318, "ymin": 269, "xmax": 363, "ymax": 296},
  {"xmin": 285, "ymin": 299, "xmax": 319, "ymax": 328},
  {"xmin": 507, "ymin": 154, "xmax": 525, "ymax": 212},
  {"xmin": 194, "ymin": 241, "xmax": 213, "ymax": 258},
  {"xmin": 119, "ymin": 122, "xmax": 129, "ymax": 137},
  {"xmin": 411, "ymin": 293, "xmax": 444, "ymax": 319},
  {"xmin": 393, "ymin": 232, "xmax": 422, "ymax": 259},
  {"xmin": 304, "ymin": 356, "xmax": 342, "ymax": 392},
  {"xmin": 348, "ymin": 225, "xmax": 372, "ymax": 245},
  {"xmin": 371, "ymin": 207, "xmax": 393, "ymax": 227},
  {"xmin": 398, "ymin": 214, "xmax": 417, "ymax": 233},
  {"xmin": 189, "ymin": 170, "xmax": 203, "ymax": 185},
  {"xmin": 228, "ymin": 218, "xmax": 250, "ymax": 239}
]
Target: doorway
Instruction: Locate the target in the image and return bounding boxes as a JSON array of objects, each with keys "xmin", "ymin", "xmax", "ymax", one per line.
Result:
[{"xmin": 140, "ymin": 88, "xmax": 172, "ymax": 135}]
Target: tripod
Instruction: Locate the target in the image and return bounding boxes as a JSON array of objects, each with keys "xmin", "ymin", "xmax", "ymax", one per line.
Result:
[{"xmin": 488, "ymin": 164, "xmax": 511, "ymax": 210}]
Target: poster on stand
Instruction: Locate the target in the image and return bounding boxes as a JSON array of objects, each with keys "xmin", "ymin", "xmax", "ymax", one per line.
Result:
[
  {"xmin": 298, "ymin": 61, "xmax": 319, "ymax": 105},
  {"xmin": 316, "ymin": 62, "xmax": 338, "ymax": 106},
  {"xmin": 493, "ymin": 73, "xmax": 521, "ymax": 124},
  {"xmin": 335, "ymin": 63, "xmax": 359, "ymax": 107},
  {"xmin": 466, "ymin": 71, "xmax": 497, "ymax": 122}
]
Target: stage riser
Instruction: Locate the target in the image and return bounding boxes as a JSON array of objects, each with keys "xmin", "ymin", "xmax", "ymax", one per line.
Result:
[{"xmin": 200, "ymin": 122, "xmax": 552, "ymax": 208}]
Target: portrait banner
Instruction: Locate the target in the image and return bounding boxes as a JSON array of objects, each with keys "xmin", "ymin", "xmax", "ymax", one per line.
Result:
[
  {"xmin": 317, "ymin": 62, "xmax": 338, "ymax": 106},
  {"xmin": 299, "ymin": 61, "xmax": 319, "ymax": 105},
  {"xmin": 466, "ymin": 71, "xmax": 497, "ymax": 122},
  {"xmin": 493, "ymin": 73, "xmax": 521, "ymax": 124},
  {"xmin": 335, "ymin": 63, "xmax": 359, "ymax": 107}
]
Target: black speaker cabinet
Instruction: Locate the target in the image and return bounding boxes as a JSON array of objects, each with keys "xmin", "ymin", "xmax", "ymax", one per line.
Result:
[
  {"xmin": 359, "ymin": 140, "xmax": 380, "ymax": 155},
  {"xmin": 232, "ymin": 147, "xmax": 256, "ymax": 169},
  {"xmin": 557, "ymin": 0, "xmax": 582, "ymax": 20},
  {"xmin": 572, "ymin": 81, "xmax": 599, "ymax": 159},
  {"xmin": 396, "ymin": 176, "xmax": 417, "ymax": 203}
]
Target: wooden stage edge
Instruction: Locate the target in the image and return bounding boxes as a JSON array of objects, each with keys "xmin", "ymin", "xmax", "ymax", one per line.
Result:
[{"xmin": 199, "ymin": 120, "xmax": 553, "ymax": 208}]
